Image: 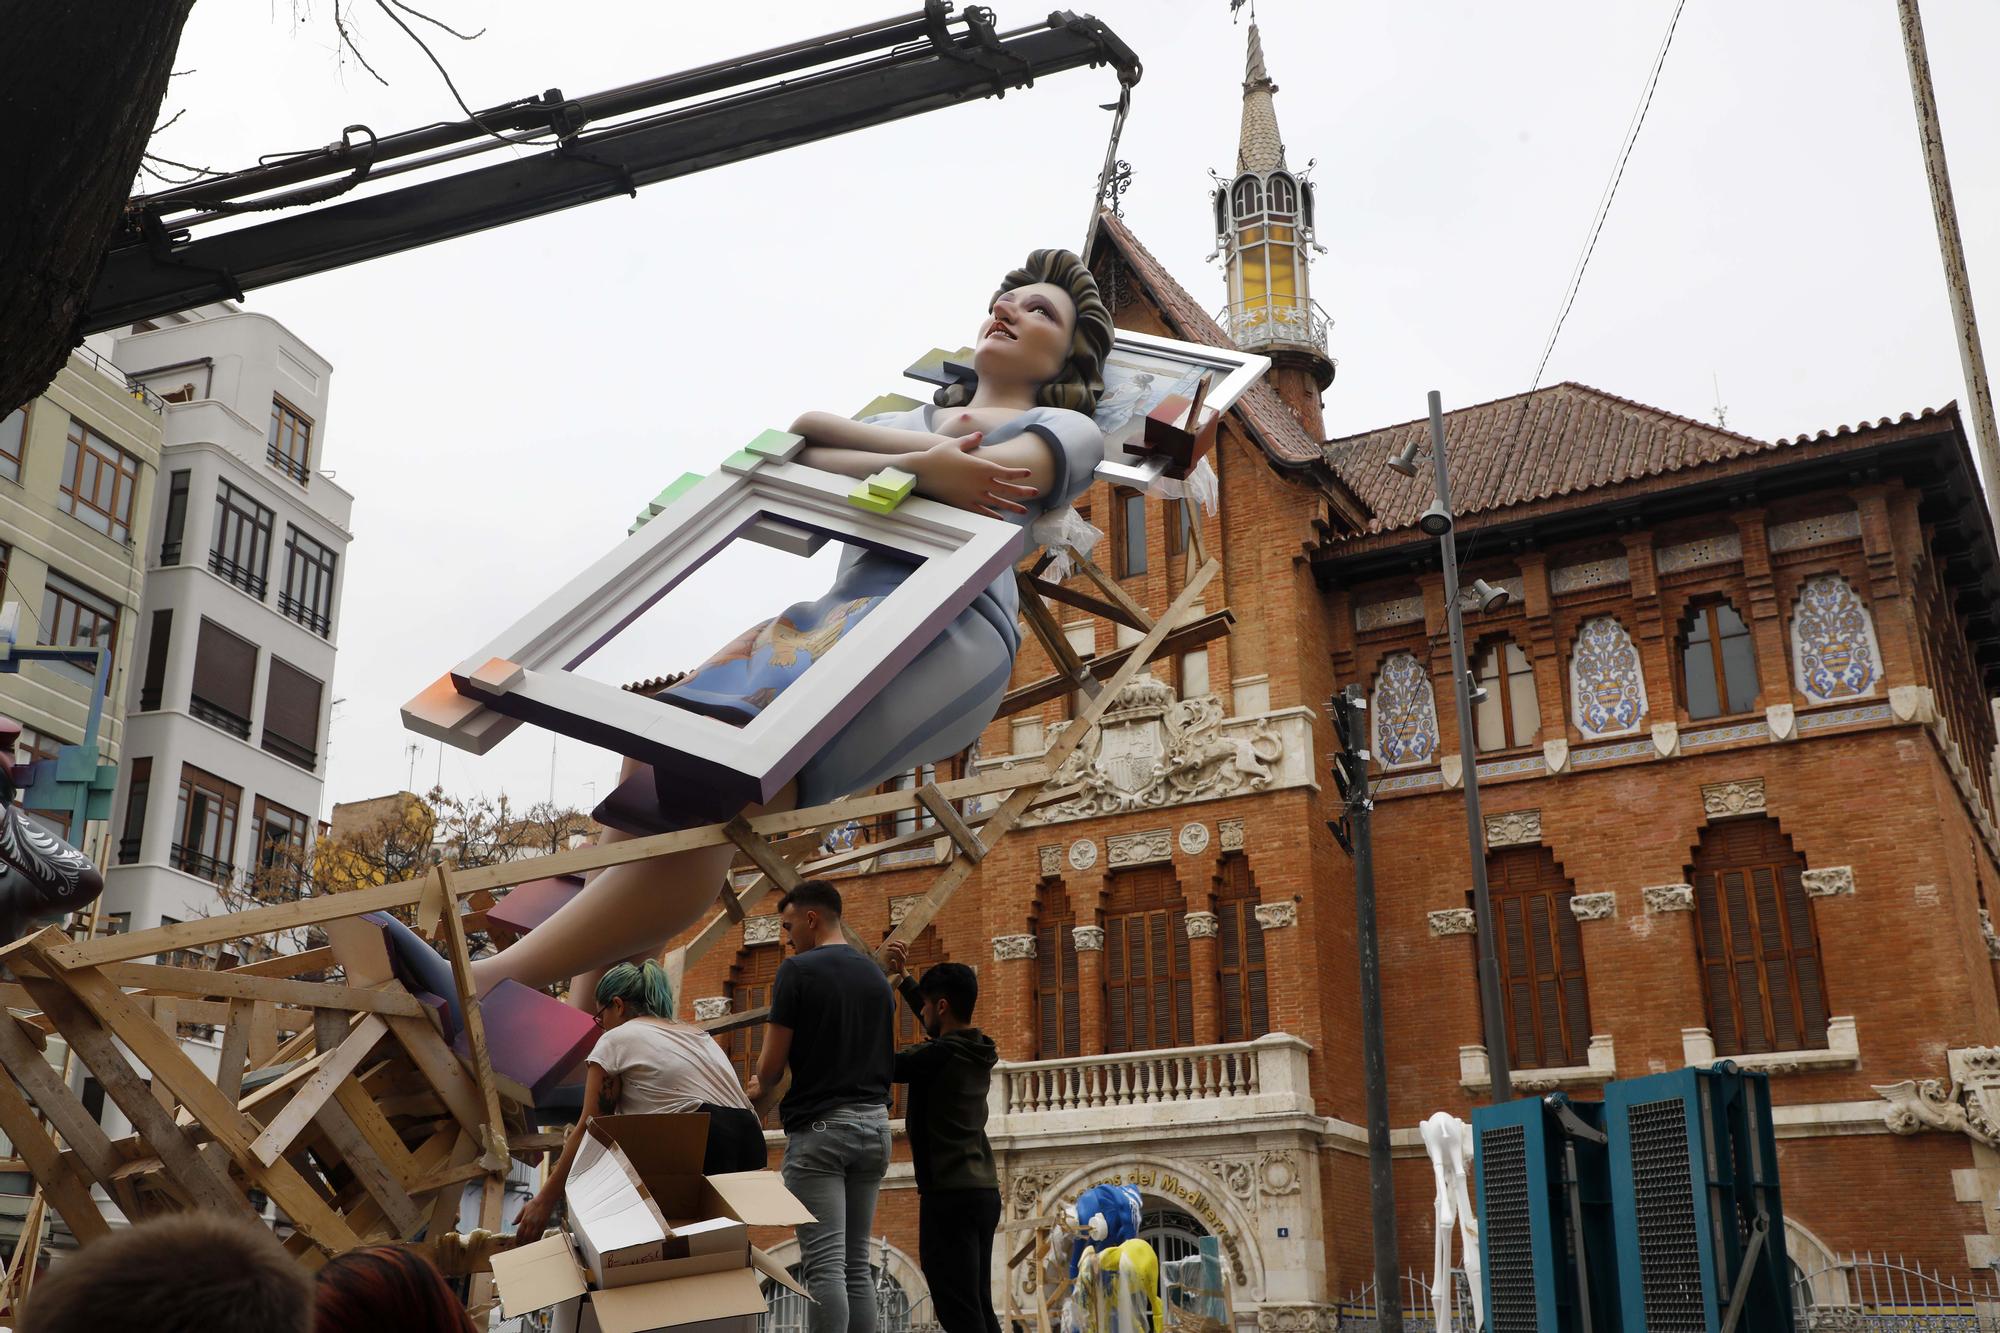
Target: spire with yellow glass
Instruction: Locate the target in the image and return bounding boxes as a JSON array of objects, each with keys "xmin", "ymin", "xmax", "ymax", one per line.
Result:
[{"xmin": 1213, "ymin": 20, "xmax": 1333, "ymax": 389}]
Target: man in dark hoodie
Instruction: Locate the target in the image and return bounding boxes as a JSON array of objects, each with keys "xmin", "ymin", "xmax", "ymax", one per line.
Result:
[{"xmin": 884, "ymin": 942, "xmax": 1002, "ymax": 1333}]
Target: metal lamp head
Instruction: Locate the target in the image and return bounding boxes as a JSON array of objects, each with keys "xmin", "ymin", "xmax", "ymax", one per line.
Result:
[
  {"xmin": 1417, "ymin": 501, "xmax": 1453, "ymax": 537},
  {"xmin": 1467, "ymin": 679, "xmax": 1490, "ymax": 706},
  {"xmin": 1386, "ymin": 440, "xmax": 1423, "ymax": 478},
  {"xmin": 1471, "ymin": 577, "xmax": 1509, "ymax": 613}
]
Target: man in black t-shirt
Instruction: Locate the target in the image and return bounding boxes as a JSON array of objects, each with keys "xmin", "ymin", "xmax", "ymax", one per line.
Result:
[{"xmin": 749, "ymin": 880, "xmax": 895, "ymax": 1333}]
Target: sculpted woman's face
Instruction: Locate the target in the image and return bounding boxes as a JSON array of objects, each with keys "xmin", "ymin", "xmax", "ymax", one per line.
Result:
[{"xmin": 972, "ymin": 281, "xmax": 1076, "ymax": 390}]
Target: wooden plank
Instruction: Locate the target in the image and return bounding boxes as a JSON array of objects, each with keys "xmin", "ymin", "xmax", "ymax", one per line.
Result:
[
  {"xmin": 1070, "ymin": 546, "xmax": 1157, "ymax": 631},
  {"xmin": 432, "ymin": 866, "xmax": 509, "ymax": 1169},
  {"xmin": 420, "ymin": 1132, "xmax": 478, "ymax": 1240},
  {"xmin": 333, "ymin": 1078, "xmax": 422, "ymax": 1191},
  {"xmin": 248, "ymin": 1000, "xmax": 281, "ymax": 1066},
  {"xmin": 25, "ymin": 949, "xmax": 363, "ymax": 1251},
  {"xmin": 1015, "ymin": 570, "xmax": 1096, "ymax": 692},
  {"xmin": 313, "ymin": 1097, "xmax": 424, "ymax": 1237},
  {"xmin": 1026, "ymin": 576, "xmax": 1150, "ymax": 631},
  {"xmin": 383, "ymin": 1014, "xmax": 486, "ymax": 1144},
  {"xmin": 466, "ymin": 1171, "xmax": 507, "ymax": 1320},
  {"xmin": 0, "ymin": 992, "xmax": 126, "ymax": 1186},
  {"xmin": 97, "ymin": 963, "xmax": 426, "ymax": 1016},
  {"xmin": 14, "ymin": 967, "xmax": 243, "ymax": 1216},
  {"xmin": 0, "ymin": 1073, "xmax": 113, "ymax": 1242},
  {"xmin": 723, "ymin": 817, "xmax": 801, "ymax": 893},
  {"xmin": 889, "ymin": 560, "xmax": 1218, "ymax": 951},
  {"xmin": 916, "ymin": 783, "xmax": 985, "ymax": 862},
  {"xmin": 700, "ymin": 1004, "xmax": 772, "ymax": 1037},
  {"xmin": 226, "ymin": 946, "xmax": 337, "ymax": 979},
  {"xmin": 216, "ymin": 1000, "xmax": 254, "ymax": 1101},
  {"xmin": 995, "ymin": 609, "xmax": 1233, "ymax": 718},
  {"xmin": 249, "ymin": 1014, "xmax": 388, "ymax": 1167}
]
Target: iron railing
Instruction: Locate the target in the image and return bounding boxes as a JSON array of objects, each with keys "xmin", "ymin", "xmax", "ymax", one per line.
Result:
[
  {"xmin": 1794, "ymin": 1253, "xmax": 2000, "ymax": 1331},
  {"xmin": 208, "ymin": 548, "xmax": 268, "ymax": 598},
  {"xmin": 70, "ymin": 343, "xmax": 167, "ymax": 413},
  {"xmin": 261, "ymin": 731, "xmax": 317, "ymax": 772},
  {"xmin": 1339, "ymin": 1269, "xmax": 1477, "ymax": 1332},
  {"xmin": 266, "ymin": 442, "xmax": 311, "ymax": 486},
  {"xmin": 189, "ymin": 695, "xmax": 251, "ymax": 739},
  {"xmin": 169, "ymin": 843, "xmax": 234, "ymax": 885},
  {"xmin": 277, "ymin": 590, "xmax": 332, "ymax": 637},
  {"xmin": 1215, "ymin": 296, "xmax": 1332, "ymax": 355}
]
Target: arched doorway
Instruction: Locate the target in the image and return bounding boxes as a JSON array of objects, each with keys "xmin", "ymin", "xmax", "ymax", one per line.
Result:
[{"xmin": 1140, "ymin": 1206, "xmax": 1210, "ymax": 1264}]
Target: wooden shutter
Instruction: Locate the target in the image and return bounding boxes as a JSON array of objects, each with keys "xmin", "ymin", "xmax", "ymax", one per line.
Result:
[
  {"xmin": 192, "ymin": 618, "xmax": 256, "ymax": 720},
  {"xmin": 1486, "ymin": 846, "xmax": 1592, "ymax": 1070},
  {"xmin": 1104, "ymin": 865, "xmax": 1191, "ymax": 1053},
  {"xmin": 263, "ymin": 658, "xmax": 324, "ymax": 757},
  {"xmin": 1215, "ymin": 855, "xmax": 1270, "ymax": 1042},
  {"xmin": 727, "ymin": 945, "xmax": 783, "ymax": 1127},
  {"xmin": 1691, "ymin": 818, "xmax": 1828, "ymax": 1055},
  {"xmin": 1034, "ymin": 880, "xmax": 1080, "ymax": 1059}
]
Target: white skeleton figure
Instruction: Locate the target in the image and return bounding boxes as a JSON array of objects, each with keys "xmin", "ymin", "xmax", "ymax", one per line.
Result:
[{"xmin": 1420, "ymin": 1111, "xmax": 1485, "ymax": 1329}]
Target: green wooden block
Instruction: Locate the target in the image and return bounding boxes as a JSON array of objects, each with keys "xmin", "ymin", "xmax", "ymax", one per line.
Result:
[
  {"xmin": 746, "ymin": 429, "xmax": 805, "ymax": 460},
  {"xmin": 864, "ymin": 468, "xmax": 917, "ymax": 503},
  {"xmin": 846, "ymin": 483, "xmax": 898, "ymax": 515},
  {"xmin": 654, "ymin": 472, "xmax": 704, "ymax": 507},
  {"xmin": 720, "ymin": 448, "xmax": 765, "ymax": 476}
]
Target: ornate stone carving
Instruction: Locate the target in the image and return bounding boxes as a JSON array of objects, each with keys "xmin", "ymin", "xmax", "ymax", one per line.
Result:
[
  {"xmin": 1009, "ymin": 1168, "xmax": 1062, "ymax": 1219},
  {"xmin": 1543, "ymin": 738, "xmax": 1571, "ymax": 774},
  {"xmin": 1257, "ymin": 1150, "xmax": 1302, "ymax": 1197},
  {"xmin": 744, "ymin": 915, "xmax": 782, "ymax": 946},
  {"xmin": 693, "ymin": 996, "xmax": 731, "ymax": 1021},
  {"xmin": 1205, "ymin": 1158, "xmax": 1256, "ymax": 1204},
  {"xmin": 1373, "ymin": 651, "xmax": 1439, "ymax": 770},
  {"xmin": 992, "ymin": 934, "xmax": 1038, "ymax": 962},
  {"xmin": 889, "ymin": 895, "xmax": 919, "ymax": 925},
  {"xmin": 1549, "ymin": 555, "xmax": 1630, "ymax": 594},
  {"xmin": 1876, "ymin": 1047, "xmax": 2000, "ymax": 1148},
  {"xmin": 1570, "ymin": 892, "xmax": 1616, "ymax": 921},
  {"xmin": 1068, "ymin": 839, "xmax": 1098, "ymax": 871},
  {"xmin": 1429, "ymin": 908, "xmax": 1477, "ymax": 937},
  {"xmin": 1185, "ymin": 911, "xmax": 1220, "ymax": 940},
  {"xmin": 1107, "ymin": 828, "xmax": 1174, "ymax": 867},
  {"xmin": 1042, "ymin": 677, "xmax": 1286, "ymax": 819},
  {"xmin": 1569, "ymin": 616, "xmax": 1648, "ymax": 738},
  {"xmin": 1889, "ymin": 684, "xmax": 1938, "ymax": 724},
  {"xmin": 1765, "ymin": 704, "xmax": 1797, "ymax": 742},
  {"xmin": 1644, "ymin": 883, "xmax": 1695, "ymax": 913},
  {"xmin": 1179, "ymin": 822, "xmax": 1211, "ymax": 855},
  {"xmin": 1219, "ymin": 818, "xmax": 1245, "ymax": 851},
  {"xmin": 1792, "ymin": 573, "xmax": 1882, "ymax": 703},
  {"xmin": 1072, "ymin": 925, "xmax": 1106, "ymax": 952},
  {"xmin": 1769, "ymin": 509, "xmax": 1862, "ymax": 552},
  {"xmin": 1354, "ymin": 594, "xmax": 1424, "ymax": 631},
  {"xmin": 1256, "ymin": 1306, "xmax": 1338, "ymax": 1333},
  {"xmin": 1254, "ymin": 902, "xmax": 1297, "ymax": 930},
  {"xmin": 1484, "ymin": 809, "xmax": 1541, "ymax": 848},
  {"xmin": 1655, "ymin": 532, "xmax": 1743, "ymax": 573},
  {"xmin": 1651, "ymin": 722, "xmax": 1680, "ymax": 758},
  {"xmin": 1801, "ymin": 865, "xmax": 1856, "ymax": 897},
  {"xmin": 1983, "ymin": 909, "xmax": 2000, "ymax": 961},
  {"xmin": 1038, "ymin": 845, "xmax": 1062, "ymax": 877},
  {"xmin": 1701, "ymin": 778, "xmax": 1766, "ymax": 819}
]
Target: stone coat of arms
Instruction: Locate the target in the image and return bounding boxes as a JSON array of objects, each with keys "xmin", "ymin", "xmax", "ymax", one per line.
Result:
[{"xmin": 1039, "ymin": 677, "xmax": 1284, "ymax": 820}]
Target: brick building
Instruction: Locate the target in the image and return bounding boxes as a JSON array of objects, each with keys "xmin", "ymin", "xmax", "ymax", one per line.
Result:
[{"xmin": 675, "ymin": 21, "xmax": 2000, "ymax": 1328}]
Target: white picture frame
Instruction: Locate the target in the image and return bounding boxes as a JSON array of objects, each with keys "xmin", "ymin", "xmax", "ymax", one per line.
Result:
[
  {"xmin": 403, "ymin": 446, "xmax": 1021, "ymax": 809},
  {"xmin": 1091, "ymin": 330, "xmax": 1270, "ymax": 491}
]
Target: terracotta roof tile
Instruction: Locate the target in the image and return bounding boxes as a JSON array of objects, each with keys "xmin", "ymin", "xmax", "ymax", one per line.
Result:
[
  {"xmin": 1092, "ymin": 210, "xmax": 1327, "ymax": 470},
  {"xmin": 1323, "ymin": 382, "xmax": 1798, "ymax": 536}
]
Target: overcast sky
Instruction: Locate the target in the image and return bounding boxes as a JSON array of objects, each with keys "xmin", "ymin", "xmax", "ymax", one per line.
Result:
[{"xmin": 153, "ymin": 0, "xmax": 1999, "ymax": 819}]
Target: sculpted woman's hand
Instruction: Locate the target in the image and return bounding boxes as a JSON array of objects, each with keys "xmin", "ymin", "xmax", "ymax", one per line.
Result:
[{"xmin": 914, "ymin": 433, "xmax": 1040, "ymax": 518}]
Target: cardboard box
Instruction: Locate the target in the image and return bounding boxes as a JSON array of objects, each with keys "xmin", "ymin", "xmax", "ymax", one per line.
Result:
[{"xmin": 492, "ymin": 1113, "xmax": 814, "ymax": 1333}]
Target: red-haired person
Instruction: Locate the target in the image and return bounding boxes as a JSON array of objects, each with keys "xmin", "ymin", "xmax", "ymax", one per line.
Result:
[{"xmin": 312, "ymin": 1244, "xmax": 477, "ymax": 1333}]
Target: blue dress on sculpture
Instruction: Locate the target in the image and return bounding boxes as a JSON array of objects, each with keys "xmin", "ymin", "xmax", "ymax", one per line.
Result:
[{"xmin": 595, "ymin": 404, "xmax": 1103, "ymax": 832}]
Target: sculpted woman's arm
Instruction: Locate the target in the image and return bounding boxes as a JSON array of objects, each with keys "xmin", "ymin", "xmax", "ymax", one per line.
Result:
[
  {"xmin": 797, "ymin": 433, "xmax": 1050, "ymax": 519},
  {"xmin": 789, "ymin": 411, "xmax": 937, "ymax": 455}
]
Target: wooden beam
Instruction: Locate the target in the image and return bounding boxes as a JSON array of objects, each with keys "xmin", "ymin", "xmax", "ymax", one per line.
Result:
[
  {"xmin": 0, "ymin": 1075, "xmax": 113, "ymax": 1243},
  {"xmin": 1015, "ymin": 570, "xmax": 1097, "ymax": 693},
  {"xmin": 995, "ymin": 609, "xmax": 1233, "ymax": 718},
  {"xmin": 249, "ymin": 1014, "xmax": 389, "ymax": 1167},
  {"xmin": 94, "ymin": 964, "xmax": 425, "ymax": 1016},
  {"xmin": 226, "ymin": 946, "xmax": 337, "ymax": 979},
  {"xmin": 383, "ymin": 1014, "xmax": 487, "ymax": 1145},
  {"xmin": 1026, "ymin": 576, "xmax": 1150, "ymax": 631},
  {"xmin": 916, "ymin": 784, "xmax": 984, "ymax": 862},
  {"xmin": 1069, "ymin": 547, "xmax": 1157, "ymax": 632},
  {"xmin": 0, "ymin": 993, "xmax": 126, "ymax": 1186},
  {"xmin": 723, "ymin": 817, "xmax": 802, "ymax": 893},
  {"xmin": 313, "ymin": 1096, "xmax": 424, "ymax": 1238},
  {"xmin": 431, "ymin": 865, "xmax": 509, "ymax": 1169}
]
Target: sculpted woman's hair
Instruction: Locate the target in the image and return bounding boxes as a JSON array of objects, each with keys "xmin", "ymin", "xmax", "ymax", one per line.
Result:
[{"xmin": 937, "ymin": 248, "xmax": 1115, "ymax": 415}]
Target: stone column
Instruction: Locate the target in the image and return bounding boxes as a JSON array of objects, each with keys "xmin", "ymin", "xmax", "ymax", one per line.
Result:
[
  {"xmin": 1185, "ymin": 911, "xmax": 1222, "ymax": 1045},
  {"xmin": 1073, "ymin": 924, "xmax": 1106, "ymax": 1056}
]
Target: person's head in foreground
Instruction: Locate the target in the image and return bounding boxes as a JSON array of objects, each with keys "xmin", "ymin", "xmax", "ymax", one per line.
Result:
[
  {"xmin": 593, "ymin": 957, "xmax": 678, "ymax": 1030},
  {"xmin": 20, "ymin": 1212, "xmax": 313, "ymax": 1333},
  {"xmin": 312, "ymin": 1243, "xmax": 478, "ymax": 1333}
]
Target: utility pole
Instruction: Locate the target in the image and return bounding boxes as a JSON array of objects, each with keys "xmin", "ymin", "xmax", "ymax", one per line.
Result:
[
  {"xmin": 1329, "ymin": 685, "xmax": 1400, "ymax": 1331},
  {"xmin": 1898, "ymin": 0, "xmax": 2000, "ymax": 529}
]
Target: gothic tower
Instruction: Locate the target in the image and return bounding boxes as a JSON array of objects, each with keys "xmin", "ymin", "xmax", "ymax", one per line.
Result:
[{"xmin": 1213, "ymin": 20, "xmax": 1334, "ymax": 434}]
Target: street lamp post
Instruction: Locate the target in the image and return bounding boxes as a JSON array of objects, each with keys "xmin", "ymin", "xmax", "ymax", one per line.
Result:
[{"xmin": 1391, "ymin": 390, "xmax": 1514, "ymax": 1104}]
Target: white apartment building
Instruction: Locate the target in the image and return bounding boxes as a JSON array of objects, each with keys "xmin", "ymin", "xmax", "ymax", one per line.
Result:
[{"xmin": 100, "ymin": 304, "xmax": 352, "ymax": 955}]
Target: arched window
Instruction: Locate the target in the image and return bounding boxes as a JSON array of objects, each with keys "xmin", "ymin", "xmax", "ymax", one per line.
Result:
[
  {"xmin": 1034, "ymin": 879, "xmax": 1081, "ymax": 1059},
  {"xmin": 1485, "ymin": 846, "xmax": 1591, "ymax": 1070},
  {"xmin": 1472, "ymin": 638, "xmax": 1540, "ymax": 751},
  {"xmin": 1213, "ymin": 854, "xmax": 1270, "ymax": 1042},
  {"xmin": 1103, "ymin": 864, "xmax": 1192, "ymax": 1053},
  {"xmin": 1267, "ymin": 173, "xmax": 1298, "ymax": 217},
  {"xmin": 1231, "ymin": 175, "xmax": 1263, "ymax": 220},
  {"xmin": 726, "ymin": 944, "xmax": 784, "ymax": 1127},
  {"xmin": 1681, "ymin": 600, "xmax": 1758, "ymax": 719},
  {"xmin": 1690, "ymin": 817, "xmax": 1829, "ymax": 1055}
]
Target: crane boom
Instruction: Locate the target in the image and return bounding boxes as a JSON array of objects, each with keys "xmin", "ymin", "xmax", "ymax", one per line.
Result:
[{"xmin": 86, "ymin": 3, "xmax": 1139, "ymax": 333}]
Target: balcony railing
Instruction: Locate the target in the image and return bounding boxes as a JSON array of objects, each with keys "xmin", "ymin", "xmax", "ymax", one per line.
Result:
[
  {"xmin": 262, "ymin": 731, "xmax": 317, "ymax": 772},
  {"xmin": 278, "ymin": 591, "xmax": 332, "ymax": 638},
  {"xmin": 989, "ymin": 1034, "xmax": 1313, "ymax": 1131},
  {"xmin": 208, "ymin": 549, "xmax": 267, "ymax": 599},
  {"xmin": 170, "ymin": 843, "xmax": 234, "ymax": 885},
  {"xmin": 267, "ymin": 443, "xmax": 310, "ymax": 486},
  {"xmin": 189, "ymin": 695, "xmax": 251, "ymax": 739},
  {"xmin": 1215, "ymin": 297, "xmax": 1331, "ymax": 355}
]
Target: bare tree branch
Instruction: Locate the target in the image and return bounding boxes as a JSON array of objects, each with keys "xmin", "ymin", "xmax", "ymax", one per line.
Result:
[
  {"xmin": 332, "ymin": 0, "xmax": 391, "ymax": 87},
  {"xmin": 383, "ymin": 0, "xmax": 483, "ymax": 42}
]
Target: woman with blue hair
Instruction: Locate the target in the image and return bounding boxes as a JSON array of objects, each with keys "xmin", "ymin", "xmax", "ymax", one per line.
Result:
[{"xmin": 513, "ymin": 959, "xmax": 761, "ymax": 1243}]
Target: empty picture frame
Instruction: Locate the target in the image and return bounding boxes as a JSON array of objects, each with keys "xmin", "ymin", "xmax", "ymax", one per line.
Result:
[{"xmin": 402, "ymin": 448, "xmax": 1021, "ymax": 809}]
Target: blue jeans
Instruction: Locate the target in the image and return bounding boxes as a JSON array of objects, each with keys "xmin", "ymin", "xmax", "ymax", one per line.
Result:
[{"xmin": 782, "ymin": 1105, "xmax": 892, "ymax": 1333}]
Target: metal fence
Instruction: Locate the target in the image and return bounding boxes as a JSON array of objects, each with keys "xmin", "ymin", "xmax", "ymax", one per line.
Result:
[
  {"xmin": 1337, "ymin": 1269, "xmax": 1478, "ymax": 1332},
  {"xmin": 1794, "ymin": 1253, "xmax": 2000, "ymax": 1331}
]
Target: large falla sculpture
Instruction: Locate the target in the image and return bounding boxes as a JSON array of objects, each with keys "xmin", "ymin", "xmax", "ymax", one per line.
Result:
[{"xmin": 0, "ymin": 718, "xmax": 107, "ymax": 946}]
